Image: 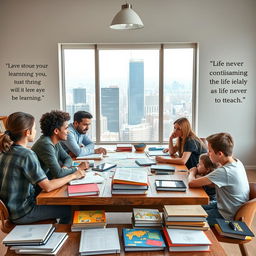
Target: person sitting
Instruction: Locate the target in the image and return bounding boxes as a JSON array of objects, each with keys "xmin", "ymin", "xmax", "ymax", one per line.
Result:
[
  {"xmin": 32, "ymin": 110, "xmax": 89, "ymax": 179},
  {"xmin": 61, "ymin": 111, "xmax": 106, "ymax": 157},
  {"xmin": 156, "ymin": 117, "xmax": 207, "ymax": 169},
  {"xmin": 188, "ymin": 132, "xmax": 249, "ymax": 226},
  {"xmin": 0, "ymin": 112, "xmax": 85, "ymax": 224},
  {"xmin": 190, "ymin": 153, "xmax": 218, "ymax": 201}
]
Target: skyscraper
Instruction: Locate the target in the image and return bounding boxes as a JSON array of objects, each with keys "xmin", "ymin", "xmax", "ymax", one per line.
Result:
[
  {"xmin": 128, "ymin": 60, "xmax": 144, "ymax": 125},
  {"xmin": 73, "ymin": 88, "xmax": 86, "ymax": 104},
  {"xmin": 101, "ymin": 87, "xmax": 119, "ymax": 132}
]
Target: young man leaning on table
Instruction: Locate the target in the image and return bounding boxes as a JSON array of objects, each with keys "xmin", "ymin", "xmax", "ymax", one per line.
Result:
[
  {"xmin": 188, "ymin": 132, "xmax": 249, "ymax": 226},
  {"xmin": 32, "ymin": 110, "xmax": 89, "ymax": 179},
  {"xmin": 61, "ymin": 111, "xmax": 106, "ymax": 157}
]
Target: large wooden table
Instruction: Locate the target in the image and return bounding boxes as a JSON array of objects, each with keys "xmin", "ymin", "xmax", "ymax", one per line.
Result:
[
  {"xmin": 5, "ymin": 224, "xmax": 227, "ymax": 256},
  {"xmin": 37, "ymin": 161, "xmax": 209, "ymax": 211}
]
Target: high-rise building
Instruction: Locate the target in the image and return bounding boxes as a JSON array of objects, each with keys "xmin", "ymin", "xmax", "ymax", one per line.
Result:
[
  {"xmin": 101, "ymin": 87, "xmax": 119, "ymax": 132},
  {"xmin": 128, "ymin": 60, "xmax": 144, "ymax": 125},
  {"xmin": 73, "ymin": 88, "xmax": 86, "ymax": 104}
]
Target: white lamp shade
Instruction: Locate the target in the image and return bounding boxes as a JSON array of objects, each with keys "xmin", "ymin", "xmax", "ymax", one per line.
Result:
[{"xmin": 110, "ymin": 4, "xmax": 144, "ymax": 30}]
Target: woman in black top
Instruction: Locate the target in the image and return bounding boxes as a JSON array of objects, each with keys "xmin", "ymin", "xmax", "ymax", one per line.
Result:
[{"xmin": 156, "ymin": 117, "xmax": 207, "ymax": 169}]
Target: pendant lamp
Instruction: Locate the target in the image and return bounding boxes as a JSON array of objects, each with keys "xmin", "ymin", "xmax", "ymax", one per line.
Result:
[{"xmin": 110, "ymin": 3, "xmax": 144, "ymax": 30}]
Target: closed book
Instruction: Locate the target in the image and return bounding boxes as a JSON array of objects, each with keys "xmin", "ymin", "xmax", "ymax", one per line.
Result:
[
  {"xmin": 79, "ymin": 228, "xmax": 120, "ymax": 255},
  {"xmin": 10, "ymin": 232, "xmax": 67, "ymax": 252},
  {"xmin": 163, "ymin": 205, "xmax": 208, "ymax": 222},
  {"xmin": 166, "ymin": 222, "xmax": 209, "ymax": 231},
  {"xmin": 112, "ymin": 184, "xmax": 148, "ymax": 190},
  {"xmin": 76, "ymin": 153, "xmax": 103, "ymax": 160},
  {"xmin": 214, "ymin": 218, "xmax": 254, "ymax": 239},
  {"xmin": 123, "ymin": 228, "xmax": 166, "ymax": 251},
  {"xmin": 112, "ymin": 189, "xmax": 147, "ymax": 195},
  {"xmin": 3, "ymin": 224, "xmax": 55, "ymax": 246},
  {"xmin": 164, "ymin": 221, "xmax": 206, "ymax": 227},
  {"xmin": 148, "ymin": 147, "xmax": 164, "ymax": 151},
  {"xmin": 163, "ymin": 228, "xmax": 211, "ymax": 252},
  {"xmin": 116, "ymin": 144, "xmax": 133, "ymax": 152},
  {"xmin": 67, "ymin": 184, "xmax": 99, "ymax": 196},
  {"xmin": 146, "ymin": 151, "xmax": 169, "ymax": 157},
  {"xmin": 151, "ymin": 164, "xmax": 176, "ymax": 172},
  {"xmin": 135, "ymin": 158, "xmax": 156, "ymax": 166},
  {"xmin": 73, "ymin": 210, "xmax": 106, "ymax": 225},
  {"xmin": 155, "ymin": 179, "xmax": 186, "ymax": 191},
  {"xmin": 133, "ymin": 208, "xmax": 162, "ymax": 223}
]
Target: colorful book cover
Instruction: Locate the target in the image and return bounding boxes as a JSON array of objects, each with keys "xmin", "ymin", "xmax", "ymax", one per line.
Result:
[
  {"xmin": 73, "ymin": 210, "xmax": 106, "ymax": 224},
  {"xmin": 133, "ymin": 209, "xmax": 162, "ymax": 222},
  {"xmin": 123, "ymin": 228, "xmax": 165, "ymax": 248}
]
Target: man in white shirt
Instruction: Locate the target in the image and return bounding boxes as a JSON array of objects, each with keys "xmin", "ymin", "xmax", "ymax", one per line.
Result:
[{"xmin": 188, "ymin": 132, "xmax": 249, "ymax": 226}]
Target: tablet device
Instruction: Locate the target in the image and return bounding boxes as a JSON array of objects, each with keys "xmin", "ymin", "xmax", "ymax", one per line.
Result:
[{"xmin": 92, "ymin": 163, "xmax": 117, "ymax": 172}]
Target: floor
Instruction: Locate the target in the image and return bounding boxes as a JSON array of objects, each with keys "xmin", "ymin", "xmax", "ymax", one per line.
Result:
[{"xmin": 1, "ymin": 169, "xmax": 256, "ymax": 256}]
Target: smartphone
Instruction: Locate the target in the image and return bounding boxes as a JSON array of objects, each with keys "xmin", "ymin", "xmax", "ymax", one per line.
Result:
[{"xmin": 92, "ymin": 163, "xmax": 117, "ymax": 172}]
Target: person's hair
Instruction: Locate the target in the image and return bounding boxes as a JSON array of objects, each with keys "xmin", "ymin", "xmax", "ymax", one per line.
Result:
[
  {"xmin": 206, "ymin": 132, "xmax": 234, "ymax": 156},
  {"xmin": 74, "ymin": 111, "xmax": 93, "ymax": 123},
  {"xmin": 199, "ymin": 153, "xmax": 218, "ymax": 173},
  {"xmin": 40, "ymin": 110, "xmax": 70, "ymax": 136},
  {"xmin": 0, "ymin": 112, "xmax": 34, "ymax": 153},
  {"xmin": 174, "ymin": 117, "xmax": 206, "ymax": 156}
]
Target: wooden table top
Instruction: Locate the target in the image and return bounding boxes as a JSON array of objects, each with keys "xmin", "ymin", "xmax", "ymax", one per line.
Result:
[
  {"xmin": 36, "ymin": 162, "xmax": 209, "ymax": 208},
  {"xmin": 5, "ymin": 224, "xmax": 227, "ymax": 256}
]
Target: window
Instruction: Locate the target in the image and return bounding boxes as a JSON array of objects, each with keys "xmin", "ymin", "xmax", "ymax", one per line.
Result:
[{"xmin": 60, "ymin": 44, "xmax": 197, "ymax": 144}]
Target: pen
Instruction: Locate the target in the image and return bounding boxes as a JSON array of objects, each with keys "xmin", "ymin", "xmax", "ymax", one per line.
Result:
[{"xmin": 229, "ymin": 221, "xmax": 237, "ymax": 231}]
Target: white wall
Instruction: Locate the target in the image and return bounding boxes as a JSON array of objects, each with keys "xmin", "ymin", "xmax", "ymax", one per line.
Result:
[{"xmin": 0, "ymin": 0, "xmax": 255, "ymax": 167}]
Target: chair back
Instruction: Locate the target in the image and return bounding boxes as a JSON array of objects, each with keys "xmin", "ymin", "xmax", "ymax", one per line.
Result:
[
  {"xmin": 234, "ymin": 182, "xmax": 256, "ymax": 227},
  {"xmin": 0, "ymin": 199, "xmax": 14, "ymax": 233}
]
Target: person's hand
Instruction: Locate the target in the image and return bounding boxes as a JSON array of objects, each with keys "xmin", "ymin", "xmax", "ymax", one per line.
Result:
[
  {"xmin": 170, "ymin": 132, "xmax": 177, "ymax": 139},
  {"xmin": 156, "ymin": 156, "xmax": 165, "ymax": 163},
  {"xmin": 189, "ymin": 167, "xmax": 197, "ymax": 174},
  {"xmin": 163, "ymin": 148, "xmax": 169, "ymax": 153},
  {"xmin": 78, "ymin": 161, "xmax": 89, "ymax": 170},
  {"xmin": 73, "ymin": 169, "xmax": 86, "ymax": 180},
  {"xmin": 95, "ymin": 147, "xmax": 107, "ymax": 155}
]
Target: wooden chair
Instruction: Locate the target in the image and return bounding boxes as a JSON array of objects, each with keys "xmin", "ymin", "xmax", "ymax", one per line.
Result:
[
  {"xmin": 0, "ymin": 199, "xmax": 56, "ymax": 233},
  {"xmin": 212, "ymin": 182, "xmax": 256, "ymax": 256}
]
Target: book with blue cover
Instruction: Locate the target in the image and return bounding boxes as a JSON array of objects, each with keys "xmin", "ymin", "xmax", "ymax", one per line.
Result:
[
  {"xmin": 123, "ymin": 228, "xmax": 165, "ymax": 251},
  {"xmin": 215, "ymin": 218, "xmax": 254, "ymax": 240}
]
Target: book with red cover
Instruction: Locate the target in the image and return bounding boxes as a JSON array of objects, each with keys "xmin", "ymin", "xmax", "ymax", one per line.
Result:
[
  {"xmin": 67, "ymin": 184, "xmax": 99, "ymax": 196},
  {"xmin": 163, "ymin": 227, "xmax": 211, "ymax": 252}
]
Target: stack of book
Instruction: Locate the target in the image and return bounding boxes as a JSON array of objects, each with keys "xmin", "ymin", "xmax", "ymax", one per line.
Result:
[
  {"xmin": 214, "ymin": 218, "xmax": 255, "ymax": 240},
  {"xmin": 112, "ymin": 168, "xmax": 148, "ymax": 194},
  {"xmin": 163, "ymin": 205, "xmax": 209, "ymax": 230},
  {"xmin": 71, "ymin": 210, "xmax": 106, "ymax": 231},
  {"xmin": 132, "ymin": 208, "xmax": 162, "ymax": 228},
  {"xmin": 116, "ymin": 144, "xmax": 133, "ymax": 152},
  {"xmin": 3, "ymin": 224, "xmax": 68, "ymax": 255},
  {"xmin": 123, "ymin": 228, "xmax": 166, "ymax": 251},
  {"xmin": 163, "ymin": 228, "xmax": 211, "ymax": 252},
  {"xmin": 79, "ymin": 228, "xmax": 120, "ymax": 255},
  {"xmin": 67, "ymin": 183, "xmax": 99, "ymax": 196},
  {"xmin": 151, "ymin": 164, "xmax": 176, "ymax": 175}
]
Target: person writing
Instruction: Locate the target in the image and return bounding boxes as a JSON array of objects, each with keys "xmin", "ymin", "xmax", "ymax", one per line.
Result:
[
  {"xmin": 32, "ymin": 110, "xmax": 89, "ymax": 179},
  {"xmin": 188, "ymin": 132, "xmax": 249, "ymax": 225},
  {"xmin": 156, "ymin": 117, "xmax": 207, "ymax": 169},
  {"xmin": 61, "ymin": 111, "xmax": 106, "ymax": 157},
  {"xmin": 0, "ymin": 112, "xmax": 85, "ymax": 224}
]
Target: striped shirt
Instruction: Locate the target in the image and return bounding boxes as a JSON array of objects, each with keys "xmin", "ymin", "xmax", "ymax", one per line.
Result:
[{"xmin": 0, "ymin": 144, "xmax": 47, "ymax": 220}]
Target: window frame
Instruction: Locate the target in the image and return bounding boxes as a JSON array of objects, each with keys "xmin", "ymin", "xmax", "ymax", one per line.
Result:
[{"xmin": 59, "ymin": 43, "xmax": 198, "ymax": 144}]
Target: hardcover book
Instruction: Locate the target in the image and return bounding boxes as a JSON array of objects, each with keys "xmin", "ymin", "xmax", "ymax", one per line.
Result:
[
  {"xmin": 67, "ymin": 183, "xmax": 99, "ymax": 196},
  {"xmin": 155, "ymin": 179, "xmax": 186, "ymax": 191},
  {"xmin": 135, "ymin": 158, "xmax": 156, "ymax": 166},
  {"xmin": 79, "ymin": 228, "xmax": 120, "ymax": 255},
  {"xmin": 214, "ymin": 218, "xmax": 254, "ymax": 240},
  {"xmin": 151, "ymin": 164, "xmax": 176, "ymax": 172},
  {"xmin": 146, "ymin": 151, "xmax": 169, "ymax": 157},
  {"xmin": 76, "ymin": 153, "xmax": 103, "ymax": 160},
  {"xmin": 3, "ymin": 224, "xmax": 55, "ymax": 246},
  {"xmin": 123, "ymin": 228, "xmax": 166, "ymax": 251},
  {"xmin": 73, "ymin": 210, "xmax": 106, "ymax": 225},
  {"xmin": 133, "ymin": 208, "xmax": 162, "ymax": 223}
]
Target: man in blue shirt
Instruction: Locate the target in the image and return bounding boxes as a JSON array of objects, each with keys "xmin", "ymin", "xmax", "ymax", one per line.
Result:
[{"xmin": 61, "ymin": 111, "xmax": 106, "ymax": 157}]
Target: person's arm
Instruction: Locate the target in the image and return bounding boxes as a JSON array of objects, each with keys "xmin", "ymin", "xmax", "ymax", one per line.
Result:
[
  {"xmin": 156, "ymin": 151, "xmax": 191, "ymax": 165},
  {"xmin": 35, "ymin": 142, "xmax": 77, "ymax": 178},
  {"xmin": 38, "ymin": 169, "xmax": 86, "ymax": 192},
  {"xmin": 168, "ymin": 133, "xmax": 178, "ymax": 155},
  {"xmin": 188, "ymin": 168, "xmax": 213, "ymax": 187}
]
